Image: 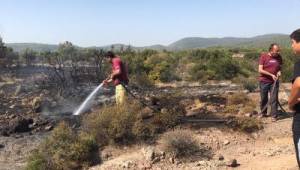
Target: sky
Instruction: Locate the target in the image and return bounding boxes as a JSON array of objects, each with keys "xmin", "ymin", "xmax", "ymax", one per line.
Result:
[{"xmin": 0, "ymin": 0, "xmax": 300, "ymax": 47}]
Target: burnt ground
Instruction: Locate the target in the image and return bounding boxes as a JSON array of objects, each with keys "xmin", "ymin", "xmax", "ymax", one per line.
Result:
[{"xmin": 0, "ymin": 66, "xmax": 295, "ymax": 170}]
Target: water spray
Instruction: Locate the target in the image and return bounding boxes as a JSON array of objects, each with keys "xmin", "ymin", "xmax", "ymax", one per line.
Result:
[{"xmin": 73, "ymin": 83, "xmax": 104, "ymax": 115}]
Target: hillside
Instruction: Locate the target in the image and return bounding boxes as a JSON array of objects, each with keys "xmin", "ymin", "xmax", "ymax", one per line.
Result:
[{"xmin": 6, "ymin": 34, "xmax": 290, "ymax": 52}]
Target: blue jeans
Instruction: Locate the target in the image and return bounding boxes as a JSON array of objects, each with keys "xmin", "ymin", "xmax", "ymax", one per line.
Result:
[{"xmin": 259, "ymin": 81, "xmax": 279, "ymax": 117}]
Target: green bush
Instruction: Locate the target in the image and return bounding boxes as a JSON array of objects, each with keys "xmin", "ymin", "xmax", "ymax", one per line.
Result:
[
  {"xmin": 26, "ymin": 122, "xmax": 99, "ymax": 170},
  {"xmin": 233, "ymin": 76, "xmax": 258, "ymax": 92},
  {"xmin": 82, "ymin": 98, "xmax": 184, "ymax": 146}
]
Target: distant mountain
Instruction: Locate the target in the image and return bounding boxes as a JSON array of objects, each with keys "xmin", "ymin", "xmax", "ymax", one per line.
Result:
[
  {"xmin": 6, "ymin": 34, "xmax": 290, "ymax": 52},
  {"xmin": 168, "ymin": 34, "xmax": 290, "ymax": 50}
]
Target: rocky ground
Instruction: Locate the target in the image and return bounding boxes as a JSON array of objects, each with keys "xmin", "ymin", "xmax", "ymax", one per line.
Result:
[
  {"xmin": 89, "ymin": 83, "xmax": 296, "ymax": 170},
  {"xmin": 90, "ymin": 115, "xmax": 297, "ymax": 170},
  {"xmin": 0, "ymin": 67, "xmax": 296, "ymax": 170}
]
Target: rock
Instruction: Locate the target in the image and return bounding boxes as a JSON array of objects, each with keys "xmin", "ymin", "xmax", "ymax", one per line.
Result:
[
  {"xmin": 206, "ymin": 105, "xmax": 217, "ymax": 113},
  {"xmin": 159, "ymin": 151, "xmax": 166, "ymax": 159},
  {"xmin": 152, "ymin": 157, "xmax": 160, "ymax": 164},
  {"xmin": 120, "ymin": 160, "xmax": 134, "ymax": 169},
  {"xmin": 218, "ymin": 155, "xmax": 224, "ymax": 160},
  {"xmin": 197, "ymin": 160, "xmax": 206, "ymax": 166},
  {"xmin": 227, "ymin": 159, "xmax": 239, "ymax": 167},
  {"xmin": 0, "ymin": 144, "xmax": 4, "ymax": 149},
  {"xmin": 9, "ymin": 105, "xmax": 16, "ymax": 109},
  {"xmin": 45, "ymin": 125, "xmax": 53, "ymax": 131},
  {"xmin": 245, "ymin": 113, "xmax": 252, "ymax": 117},
  {"xmin": 141, "ymin": 147, "xmax": 155, "ymax": 161},
  {"xmin": 175, "ymin": 160, "xmax": 182, "ymax": 165},
  {"xmin": 141, "ymin": 107, "xmax": 154, "ymax": 119},
  {"xmin": 140, "ymin": 162, "xmax": 152, "ymax": 169},
  {"xmin": 102, "ymin": 151, "xmax": 112, "ymax": 160},
  {"xmin": 15, "ymin": 85, "xmax": 22, "ymax": 96},
  {"xmin": 252, "ymin": 110, "xmax": 258, "ymax": 115},
  {"xmin": 169, "ymin": 157, "xmax": 175, "ymax": 164},
  {"xmin": 185, "ymin": 110, "xmax": 199, "ymax": 117},
  {"xmin": 223, "ymin": 140, "xmax": 230, "ymax": 145},
  {"xmin": 161, "ymin": 108, "xmax": 168, "ymax": 114},
  {"xmin": 8, "ymin": 114, "xmax": 16, "ymax": 119}
]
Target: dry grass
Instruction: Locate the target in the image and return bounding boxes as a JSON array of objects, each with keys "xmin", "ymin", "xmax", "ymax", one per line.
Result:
[
  {"xmin": 226, "ymin": 117, "xmax": 263, "ymax": 133},
  {"xmin": 225, "ymin": 92, "xmax": 257, "ymax": 115},
  {"xmin": 160, "ymin": 129, "xmax": 200, "ymax": 158}
]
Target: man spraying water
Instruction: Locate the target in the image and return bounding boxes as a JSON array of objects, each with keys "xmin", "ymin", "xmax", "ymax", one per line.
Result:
[{"xmin": 102, "ymin": 51, "xmax": 129, "ymax": 105}]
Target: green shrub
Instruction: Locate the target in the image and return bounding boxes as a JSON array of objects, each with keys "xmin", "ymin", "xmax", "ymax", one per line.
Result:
[
  {"xmin": 82, "ymin": 104, "xmax": 139, "ymax": 146},
  {"xmin": 26, "ymin": 122, "xmax": 99, "ymax": 170},
  {"xmin": 160, "ymin": 129, "xmax": 200, "ymax": 158},
  {"xmin": 233, "ymin": 76, "xmax": 258, "ymax": 92},
  {"xmin": 130, "ymin": 72, "xmax": 154, "ymax": 88},
  {"xmin": 82, "ymin": 98, "xmax": 184, "ymax": 146}
]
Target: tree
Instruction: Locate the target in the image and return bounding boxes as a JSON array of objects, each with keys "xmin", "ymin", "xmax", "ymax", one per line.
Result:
[
  {"xmin": 21, "ymin": 48, "xmax": 37, "ymax": 66},
  {"xmin": 0, "ymin": 37, "xmax": 6, "ymax": 58}
]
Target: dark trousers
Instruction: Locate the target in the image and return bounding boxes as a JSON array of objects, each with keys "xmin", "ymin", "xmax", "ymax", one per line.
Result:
[
  {"xmin": 259, "ymin": 81, "xmax": 279, "ymax": 117},
  {"xmin": 293, "ymin": 113, "xmax": 300, "ymax": 167}
]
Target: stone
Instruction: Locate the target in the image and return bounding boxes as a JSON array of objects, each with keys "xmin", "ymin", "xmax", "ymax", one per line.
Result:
[
  {"xmin": 45, "ymin": 125, "xmax": 53, "ymax": 131},
  {"xmin": 9, "ymin": 105, "xmax": 16, "ymax": 109},
  {"xmin": 252, "ymin": 110, "xmax": 258, "ymax": 115},
  {"xmin": 120, "ymin": 160, "xmax": 134, "ymax": 169},
  {"xmin": 0, "ymin": 144, "xmax": 4, "ymax": 149},
  {"xmin": 245, "ymin": 113, "xmax": 252, "ymax": 117},
  {"xmin": 218, "ymin": 155, "xmax": 224, "ymax": 160},
  {"xmin": 141, "ymin": 147, "xmax": 155, "ymax": 161},
  {"xmin": 227, "ymin": 159, "xmax": 239, "ymax": 167},
  {"xmin": 223, "ymin": 140, "xmax": 230, "ymax": 145},
  {"xmin": 169, "ymin": 157, "xmax": 175, "ymax": 164},
  {"xmin": 152, "ymin": 157, "xmax": 160, "ymax": 164},
  {"xmin": 161, "ymin": 108, "xmax": 168, "ymax": 114},
  {"xmin": 197, "ymin": 160, "xmax": 207, "ymax": 166},
  {"xmin": 206, "ymin": 105, "xmax": 217, "ymax": 112},
  {"xmin": 141, "ymin": 107, "xmax": 154, "ymax": 119},
  {"xmin": 15, "ymin": 85, "xmax": 22, "ymax": 96},
  {"xmin": 8, "ymin": 114, "xmax": 16, "ymax": 119}
]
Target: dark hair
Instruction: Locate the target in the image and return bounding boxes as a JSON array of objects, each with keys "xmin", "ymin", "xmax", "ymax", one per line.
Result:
[
  {"xmin": 106, "ymin": 51, "xmax": 115, "ymax": 58},
  {"xmin": 290, "ymin": 29, "xmax": 300, "ymax": 43},
  {"xmin": 269, "ymin": 43, "xmax": 279, "ymax": 51}
]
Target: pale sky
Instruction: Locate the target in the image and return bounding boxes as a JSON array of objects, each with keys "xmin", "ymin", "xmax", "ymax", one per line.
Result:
[{"xmin": 1, "ymin": 0, "xmax": 299, "ymax": 47}]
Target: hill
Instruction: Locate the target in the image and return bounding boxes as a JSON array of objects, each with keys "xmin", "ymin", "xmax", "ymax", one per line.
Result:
[{"xmin": 6, "ymin": 34, "xmax": 290, "ymax": 52}]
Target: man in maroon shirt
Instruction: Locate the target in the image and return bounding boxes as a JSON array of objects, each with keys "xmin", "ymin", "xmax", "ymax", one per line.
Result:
[
  {"xmin": 258, "ymin": 43, "xmax": 282, "ymax": 121},
  {"xmin": 102, "ymin": 51, "xmax": 129, "ymax": 105}
]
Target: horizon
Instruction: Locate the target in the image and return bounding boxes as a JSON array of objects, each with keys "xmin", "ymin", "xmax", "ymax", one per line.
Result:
[
  {"xmin": 4, "ymin": 33, "xmax": 290, "ymax": 47},
  {"xmin": 1, "ymin": 0, "xmax": 299, "ymax": 47}
]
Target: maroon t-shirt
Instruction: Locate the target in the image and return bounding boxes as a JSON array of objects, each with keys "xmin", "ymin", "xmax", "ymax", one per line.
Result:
[
  {"xmin": 258, "ymin": 53, "xmax": 282, "ymax": 83},
  {"xmin": 112, "ymin": 56, "xmax": 129, "ymax": 86}
]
